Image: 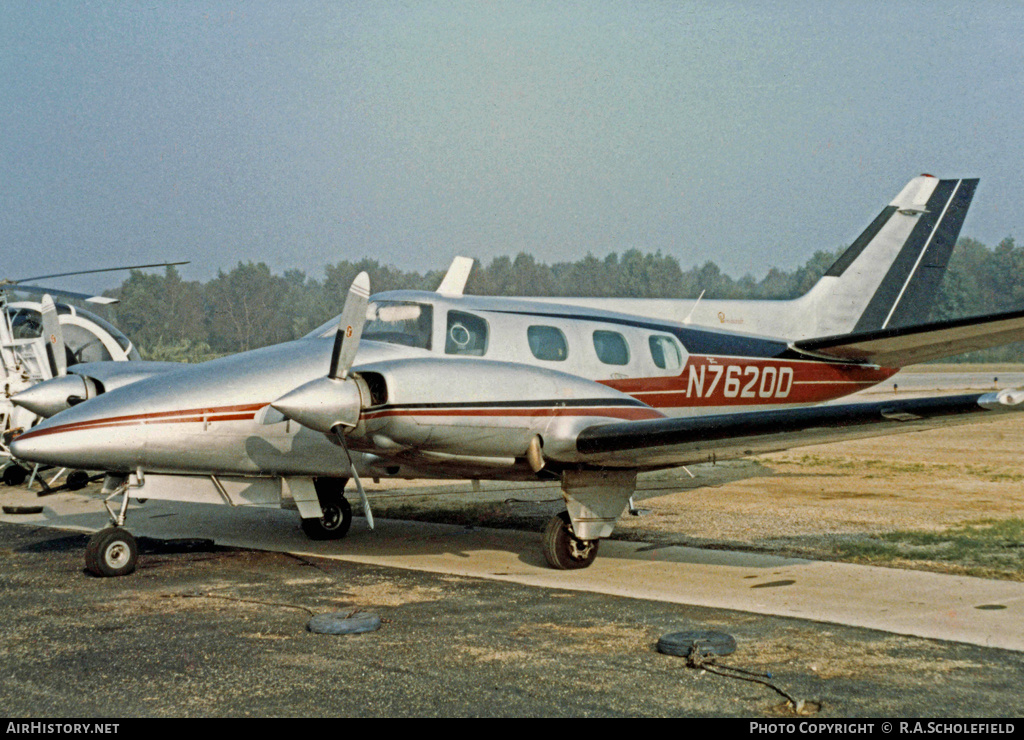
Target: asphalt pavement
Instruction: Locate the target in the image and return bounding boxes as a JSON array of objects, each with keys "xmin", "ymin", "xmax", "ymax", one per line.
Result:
[{"xmin": 1, "ymin": 514, "xmax": 1023, "ymax": 718}]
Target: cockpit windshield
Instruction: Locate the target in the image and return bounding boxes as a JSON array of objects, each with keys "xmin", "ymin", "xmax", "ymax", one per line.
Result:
[
  {"xmin": 305, "ymin": 300, "xmax": 434, "ymax": 351},
  {"xmin": 363, "ymin": 301, "xmax": 433, "ymax": 350}
]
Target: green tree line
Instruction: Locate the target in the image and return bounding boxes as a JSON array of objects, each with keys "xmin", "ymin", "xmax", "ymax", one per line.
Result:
[{"xmin": 104, "ymin": 237, "xmax": 1022, "ymax": 363}]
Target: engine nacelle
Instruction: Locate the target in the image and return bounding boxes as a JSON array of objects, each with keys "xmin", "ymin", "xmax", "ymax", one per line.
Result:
[
  {"xmin": 349, "ymin": 357, "xmax": 659, "ymax": 460},
  {"xmin": 10, "ymin": 373, "xmax": 100, "ymax": 418}
]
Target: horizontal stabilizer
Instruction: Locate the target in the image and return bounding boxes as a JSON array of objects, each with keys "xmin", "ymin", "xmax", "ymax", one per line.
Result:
[
  {"xmin": 793, "ymin": 308, "xmax": 1024, "ymax": 366},
  {"xmin": 572, "ymin": 390, "xmax": 1024, "ymax": 468}
]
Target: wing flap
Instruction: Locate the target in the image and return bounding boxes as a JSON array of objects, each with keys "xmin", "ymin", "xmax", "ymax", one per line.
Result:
[
  {"xmin": 793, "ymin": 308, "xmax": 1024, "ymax": 366},
  {"xmin": 572, "ymin": 391, "xmax": 1024, "ymax": 468}
]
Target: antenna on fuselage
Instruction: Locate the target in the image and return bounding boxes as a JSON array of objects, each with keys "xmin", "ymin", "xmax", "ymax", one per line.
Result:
[
  {"xmin": 436, "ymin": 256, "xmax": 474, "ymax": 297},
  {"xmin": 682, "ymin": 290, "xmax": 705, "ymax": 325}
]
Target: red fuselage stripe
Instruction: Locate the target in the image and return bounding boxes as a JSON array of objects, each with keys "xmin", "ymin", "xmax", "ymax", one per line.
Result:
[
  {"xmin": 361, "ymin": 407, "xmax": 665, "ymax": 421},
  {"xmin": 17, "ymin": 357, "xmax": 894, "ymax": 440},
  {"xmin": 16, "ymin": 404, "xmax": 266, "ymax": 441}
]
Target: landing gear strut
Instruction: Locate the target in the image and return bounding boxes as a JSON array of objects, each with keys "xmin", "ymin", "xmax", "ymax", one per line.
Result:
[
  {"xmin": 84, "ymin": 472, "xmax": 140, "ymax": 577},
  {"xmin": 542, "ymin": 511, "xmax": 599, "ymax": 570},
  {"xmin": 300, "ymin": 477, "xmax": 353, "ymax": 540}
]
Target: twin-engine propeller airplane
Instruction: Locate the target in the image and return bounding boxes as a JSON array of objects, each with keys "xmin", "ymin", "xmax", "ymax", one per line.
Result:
[{"xmin": 11, "ymin": 175, "xmax": 1024, "ymax": 577}]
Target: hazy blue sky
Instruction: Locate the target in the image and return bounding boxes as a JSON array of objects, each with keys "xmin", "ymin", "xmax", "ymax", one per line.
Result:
[{"xmin": 3, "ymin": 1, "xmax": 1022, "ymax": 294}]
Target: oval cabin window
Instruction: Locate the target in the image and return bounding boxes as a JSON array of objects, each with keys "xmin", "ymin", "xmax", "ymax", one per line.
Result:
[
  {"xmin": 528, "ymin": 325, "xmax": 568, "ymax": 361},
  {"xmin": 649, "ymin": 335, "xmax": 683, "ymax": 370},
  {"xmin": 592, "ymin": 330, "xmax": 630, "ymax": 366}
]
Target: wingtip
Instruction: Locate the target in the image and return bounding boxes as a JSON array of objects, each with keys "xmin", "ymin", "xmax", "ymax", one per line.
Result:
[{"xmin": 979, "ymin": 389, "xmax": 1024, "ymax": 410}]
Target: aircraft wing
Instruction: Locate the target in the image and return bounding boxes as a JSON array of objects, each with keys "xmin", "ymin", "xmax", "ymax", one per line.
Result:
[
  {"xmin": 571, "ymin": 390, "xmax": 1024, "ymax": 469},
  {"xmin": 793, "ymin": 308, "xmax": 1024, "ymax": 367}
]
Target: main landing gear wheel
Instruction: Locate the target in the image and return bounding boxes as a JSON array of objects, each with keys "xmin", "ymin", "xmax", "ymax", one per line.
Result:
[
  {"xmin": 301, "ymin": 492, "xmax": 353, "ymax": 540},
  {"xmin": 85, "ymin": 527, "xmax": 138, "ymax": 577},
  {"xmin": 543, "ymin": 511, "xmax": 599, "ymax": 570},
  {"xmin": 66, "ymin": 470, "xmax": 90, "ymax": 491}
]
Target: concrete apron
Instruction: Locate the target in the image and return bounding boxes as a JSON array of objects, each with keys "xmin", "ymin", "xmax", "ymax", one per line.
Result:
[{"xmin": 3, "ymin": 487, "xmax": 1023, "ymax": 653}]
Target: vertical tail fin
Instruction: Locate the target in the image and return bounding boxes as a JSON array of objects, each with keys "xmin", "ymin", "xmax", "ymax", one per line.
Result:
[{"xmin": 803, "ymin": 175, "xmax": 978, "ymax": 337}]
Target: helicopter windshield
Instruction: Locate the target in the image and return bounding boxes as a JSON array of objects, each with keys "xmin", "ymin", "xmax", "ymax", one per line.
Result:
[
  {"xmin": 4, "ymin": 304, "xmax": 140, "ymax": 362},
  {"xmin": 8, "ymin": 307, "xmax": 43, "ymax": 340}
]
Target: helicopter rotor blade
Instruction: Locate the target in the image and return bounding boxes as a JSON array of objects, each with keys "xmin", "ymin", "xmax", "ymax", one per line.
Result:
[
  {"xmin": 8, "ymin": 284, "xmax": 119, "ymax": 305},
  {"xmin": 5, "ymin": 261, "xmax": 190, "ymax": 287}
]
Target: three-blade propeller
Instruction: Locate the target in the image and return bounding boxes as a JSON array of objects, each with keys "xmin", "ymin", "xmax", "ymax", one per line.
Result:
[{"xmin": 270, "ymin": 272, "xmax": 375, "ymax": 528}]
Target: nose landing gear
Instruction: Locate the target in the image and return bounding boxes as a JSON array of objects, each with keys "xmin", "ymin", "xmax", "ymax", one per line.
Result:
[{"xmin": 83, "ymin": 472, "xmax": 140, "ymax": 577}]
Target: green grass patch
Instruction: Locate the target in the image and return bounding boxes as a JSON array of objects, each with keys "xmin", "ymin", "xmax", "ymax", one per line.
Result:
[
  {"xmin": 778, "ymin": 455, "xmax": 1024, "ymax": 482},
  {"xmin": 835, "ymin": 518, "xmax": 1024, "ymax": 580}
]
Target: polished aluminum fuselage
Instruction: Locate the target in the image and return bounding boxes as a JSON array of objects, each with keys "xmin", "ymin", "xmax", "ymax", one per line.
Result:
[{"xmin": 11, "ymin": 291, "xmax": 894, "ymax": 479}]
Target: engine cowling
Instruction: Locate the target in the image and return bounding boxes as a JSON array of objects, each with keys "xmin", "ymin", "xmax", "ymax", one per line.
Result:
[
  {"xmin": 10, "ymin": 374, "xmax": 100, "ymax": 418},
  {"xmin": 341, "ymin": 357, "xmax": 661, "ymax": 460}
]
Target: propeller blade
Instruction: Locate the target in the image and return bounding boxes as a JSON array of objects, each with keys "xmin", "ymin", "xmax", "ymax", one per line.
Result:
[
  {"xmin": 329, "ymin": 271, "xmax": 370, "ymax": 380},
  {"xmin": 39, "ymin": 295, "xmax": 67, "ymax": 377},
  {"xmin": 335, "ymin": 427, "xmax": 374, "ymax": 530}
]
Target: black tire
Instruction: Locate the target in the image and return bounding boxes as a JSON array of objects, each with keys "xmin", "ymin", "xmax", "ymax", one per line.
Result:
[
  {"xmin": 2, "ymin": 465, "xmax": 27, "ymax": 487},
  {"xmin": 301, "ymin": 493, "xmax": 352, "ymax": 540},
  {"xmin": 542, "ymin": 511, "xmax": 599, "ymax": 570},
  {"xmin": 657, "ymin": 630, "xmax": 737, "ymax": 658},
  {"xmin": 66, "ymin": 470, "xmax": 90, "ymax": 490},
  {"xmin": 85, "ymin": 527, "xmax": 138, "ymax": 577},
  {"xmin": 2, "ymin": 505, "xmax": 43, "ymax": 515}
]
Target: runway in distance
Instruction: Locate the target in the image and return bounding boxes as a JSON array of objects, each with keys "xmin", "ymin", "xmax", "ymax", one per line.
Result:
[{"xmin": 12, "ymin": 175, "xmax": 1024, "ymax": 577}]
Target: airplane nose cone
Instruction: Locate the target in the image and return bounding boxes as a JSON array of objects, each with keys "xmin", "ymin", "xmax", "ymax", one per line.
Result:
[
  {"xmin": 9, "ymin": 404, "xmax": 144, "ymax": 472},
  {"xmin": 8, "ymin": 425, "xmax": 68, "ymax": 467},
  {"xmin": 10, "ymin": 375, "xmax": 90, "ymax": 418}
]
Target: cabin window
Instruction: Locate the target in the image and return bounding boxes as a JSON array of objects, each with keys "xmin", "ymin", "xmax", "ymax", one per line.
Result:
[
  {"xmin": 592, "ymin": 330, "xmax": 629, "ymax": 366},
  {"xmin": 362, "ymin": 301, "xmax": 434, "ymax": 350},
  {"xmin": 649, "ymin": 335, "xmax": 683, "ymax": 370},
  {"xmin": 528, "ymin": 325, "xmax": 568, "ymax": 362},
  {"xmin": 446, "ymin": 311, "xmax": 489, "ymax": 356}
]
